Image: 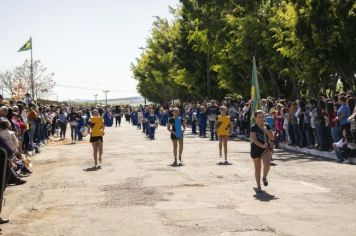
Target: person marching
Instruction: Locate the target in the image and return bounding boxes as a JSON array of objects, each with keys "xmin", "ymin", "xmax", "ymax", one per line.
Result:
[
  {"xmin": 147, "ymin": 109, "xmax": 158, "ymax": 140},
  {"xmin": 215, "ymin": 106, "xmax": 231, "ymax": 164},
  {"xmin": 206, "ymin": 100, "xmax": 220, "ymax": 141},
  {"xmin": 167, "ymin": 107, "xmax": 186, "ymax": 166},
  {"xmin": 57, "ymin": 109, "xmax": 68, "ymax": 140},
  {"xmin": 159, "ymin": 108, "xmax": 169, "ymax": 126},
  {"xmin": 88, "ymin": 110, "xmax": 105, "ymax": 169},
  {"xmin": 142, "ymin": 107, "xmax": 149, "ymax": 134},
  {"xmin": 191, "ymin": 106, "xmax": 198, "ymax": 134},
  {"xmin": 68, "ymin": 107, "xmax": 80, "ymax": 144},
  {"xmin": 250, "ymin": 110, "xmax": 274, "ymax": 193},
  {"xmin": 113, "ymin": 105, "xmax": 122, "ymax": 127},
  {"xmin": 76, "ymin": 111, "xmax": 85, "ymax": 141},
  {"xmin": 198, "ymin": 106, "xmax": 207, "ymax": 138}
]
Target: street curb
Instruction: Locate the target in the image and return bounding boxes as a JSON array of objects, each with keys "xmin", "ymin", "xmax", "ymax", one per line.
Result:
[{"xmin": 279, "ymin": 143, "xmax": 336, "ymax": 160}]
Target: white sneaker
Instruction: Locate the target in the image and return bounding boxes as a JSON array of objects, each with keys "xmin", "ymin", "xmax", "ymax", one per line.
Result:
[{"xmin": 343, "ymin": 159, "xmax": 352, "ymax": 164}]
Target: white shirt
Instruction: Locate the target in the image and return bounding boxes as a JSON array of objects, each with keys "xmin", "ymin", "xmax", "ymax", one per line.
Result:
[
  {"xmin": 283, "ymin": 112, "xmax": 289, "ymax": 129},
  {"xmin": 335, "ymin": 138, "xmax": 345, "ymax": 148},
  {"xmin": 310, "ymin": 108, "xmax": 318, "ymax": 129}
]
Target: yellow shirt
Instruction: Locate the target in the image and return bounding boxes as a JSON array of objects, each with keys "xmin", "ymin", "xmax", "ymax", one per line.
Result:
[
  {"xmin": 217, "ymin": 115, "xmax": 231, "ymax": 136},
  {"xmin": 90, "ymin": 117, "xmax": 104, "ymax": 137}
]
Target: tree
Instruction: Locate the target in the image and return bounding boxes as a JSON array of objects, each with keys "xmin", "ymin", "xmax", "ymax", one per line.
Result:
[
  {"xmin": 131, "ymin": 0, "xmax": 356, "ymax": 102},
  {"xmin": 0, "ymin": 71, "xmax": 16, "ymax": 96},
  {"xmin": 14, "ymin": 60, "xmax": 56, "ymax": 100}
]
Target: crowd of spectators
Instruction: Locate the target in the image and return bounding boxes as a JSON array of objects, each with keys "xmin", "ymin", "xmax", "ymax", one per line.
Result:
[{"xmin": 129, "ymin": 91, "xmax": 356, "ymax": 164}]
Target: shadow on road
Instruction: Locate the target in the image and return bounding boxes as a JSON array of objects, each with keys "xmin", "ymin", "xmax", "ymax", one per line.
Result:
[
  {"xmin": 83, "ymin": 167, "xmax": 98, "ymax": 172},
  {"xmin": 273, "ymin": 151, "xmax": 335, "ymax": 163},
  {"xmin": 167, "ymin": 163, "xmax": 185, "ymax": 168},
  {"xmin": 253, "ymin": 188, "xmax": 279, "ymax": 202},
  {"xmin": 216, "ymin": 162, "xmax": 233, "ymax": 166}
]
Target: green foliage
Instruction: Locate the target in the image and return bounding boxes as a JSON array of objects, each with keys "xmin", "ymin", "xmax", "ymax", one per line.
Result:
[{"xmin": 131, "ymin": 0, "xmax": 356, "ymax": 103}]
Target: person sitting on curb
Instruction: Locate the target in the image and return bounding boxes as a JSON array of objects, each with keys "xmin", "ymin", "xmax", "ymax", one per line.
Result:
[{"xmin": 333, "ymin": 130, "xmax": 356, "ymax": 164}]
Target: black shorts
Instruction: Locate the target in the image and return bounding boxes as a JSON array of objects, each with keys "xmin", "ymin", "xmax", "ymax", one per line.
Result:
[
  {"xmin": 250, "ymin": 143, "xmax": 266, "ymax": 159},
  {"xmin": 90, "ymin": 136, "xmax": 103, "ymax": 143},
  {"xmin": 170, "ymin": 133, "xmax": 183, "ymax": 140}
]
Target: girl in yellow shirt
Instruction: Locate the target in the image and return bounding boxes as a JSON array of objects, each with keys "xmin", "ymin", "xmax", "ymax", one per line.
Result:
[
  {"xmin": 88, "ymin": 110, "xmax": 105, "ymax": 169},
  {"xmin": 215, "ymin": 106, "xmax": 231, "ymax": 164}
]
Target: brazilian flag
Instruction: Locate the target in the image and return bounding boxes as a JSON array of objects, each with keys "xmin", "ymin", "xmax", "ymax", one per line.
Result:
[
  {"xmin": 250, "ymin": 56, "xmax": 261, "ymax": 127},
  {"xmin": 18, "ymin": 38, "xmax": 32, "ymax": 52}
]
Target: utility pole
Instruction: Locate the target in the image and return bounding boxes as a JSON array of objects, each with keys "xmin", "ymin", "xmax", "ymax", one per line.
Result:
[
  {"xmin": 30, "ymin": 45, "xmax": 34, "ymax": 101},
  {"xmin": 94, "ymin": 94, "xmax": 98, "ymax": 105},
  {"xmin": 206, "ymin": 51, "xmax": 211, "ymax": 99},
  {"xmin": 102, "ymin": 90, "xmax": 109, "ymax": 106}
]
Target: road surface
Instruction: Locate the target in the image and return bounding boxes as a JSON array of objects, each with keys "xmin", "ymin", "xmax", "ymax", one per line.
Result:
[{"xmin": 2, "ymin": 122, "xmax": 356, "ymax": 236}]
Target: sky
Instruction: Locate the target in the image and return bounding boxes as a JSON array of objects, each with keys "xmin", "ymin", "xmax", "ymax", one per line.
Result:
[{"xmin": 0, "ymin": 0, "xmax": 178, "ymax": 101}]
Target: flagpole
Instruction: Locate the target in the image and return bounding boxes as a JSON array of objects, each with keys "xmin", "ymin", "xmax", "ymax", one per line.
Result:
[{"xmin": 30, "ymin": 38, "xmax": 35, "ymax": 101}]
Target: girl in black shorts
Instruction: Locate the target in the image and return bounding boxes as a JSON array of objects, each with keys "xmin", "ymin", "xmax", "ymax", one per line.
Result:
[
  {"xmin": 250, "ymin": 110, "xmax": 274, "ymax": 193},
  {"xmin": 167, "ymin": 107, "xmax": 186, "ymax": 166},
  {"xmin": 88, "ymin": 110, "xmax": 105, "ymax": 169}
]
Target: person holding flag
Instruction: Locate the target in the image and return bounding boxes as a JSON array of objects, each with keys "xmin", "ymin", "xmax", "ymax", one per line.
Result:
[{"xmin": 249, "ymin": 57, "xmax": 274, "ymax": 193}]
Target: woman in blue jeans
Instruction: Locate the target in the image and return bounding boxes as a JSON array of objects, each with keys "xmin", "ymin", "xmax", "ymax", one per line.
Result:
[{"xmin": 58, "ymin": 109, "xmax": 67, "ymax": 140}]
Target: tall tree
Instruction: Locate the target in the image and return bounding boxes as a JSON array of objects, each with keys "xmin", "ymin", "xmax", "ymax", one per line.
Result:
[{"xmin": 0, "ymin": 60, "xmax": 56, "ymax": 100}]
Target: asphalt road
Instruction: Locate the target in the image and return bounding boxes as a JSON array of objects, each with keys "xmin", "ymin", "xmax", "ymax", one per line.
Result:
[{"xmin": 2, "ymin": 122, "xmax": 356, "ymax": 236}]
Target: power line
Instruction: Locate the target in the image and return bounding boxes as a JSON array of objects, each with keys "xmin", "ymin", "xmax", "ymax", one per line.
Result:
[{"xmin": 55, "ymin": 83, "xmax": 135, "ymax": 93}]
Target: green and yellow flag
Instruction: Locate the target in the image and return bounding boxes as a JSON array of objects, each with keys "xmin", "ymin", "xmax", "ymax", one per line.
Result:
[
  {"xmin": 250, "ymin": 56, "xmax": 260, "ymax": 127},
  {"xmin": 18, "ymin": 38, "xmax": 32, "ymax": 52}
]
